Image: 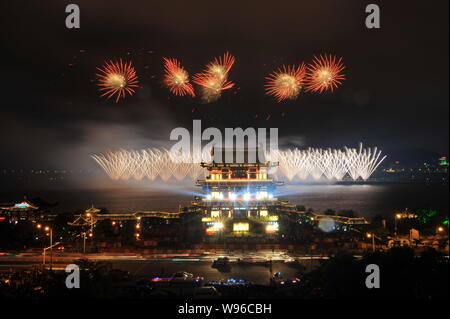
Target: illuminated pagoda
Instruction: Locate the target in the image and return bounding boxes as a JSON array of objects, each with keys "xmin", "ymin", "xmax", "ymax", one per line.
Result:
[
  {"xmin": 0, "ymin": 197, "xmax": 56, "ymax": 222},
  {"xmin": 66, "ymin": 148, "xmax": 370, "ymax": 244},
  {"xmin": 186, "ymin": 148, "xmax": 298, "ymax": 238}
]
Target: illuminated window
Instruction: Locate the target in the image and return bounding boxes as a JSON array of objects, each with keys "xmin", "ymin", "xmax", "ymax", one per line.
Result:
[
  {"xmin": 260, "ymin": 210, "xmax": 268, "ymax": 217},
  {"xmin": 233, "ymin": 223, "xmax": 249, "ymax": 232},
  {"xmin": 266, "ymin": 222, "xmax": 279, "ymax": 233},
  {"xmin": 211, "ymin": 192, "xmax": 223, "ymax": 199},
  {"xmin": 211, "ymin": 210, "xmax": 221, "ymax": 218}
]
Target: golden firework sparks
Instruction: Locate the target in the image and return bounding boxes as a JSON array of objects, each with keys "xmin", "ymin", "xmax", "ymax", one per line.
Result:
[
  {"xmin": 162, "ymin": 57, "xmax": 195, "ymax": 97},
  {"xmin": 96, "ymin": 59, "xmax": 139, "ymax": 103},
  {"xmin": 265, "ymin": 63, "xmax": 306, "ymax": 102},
  {"xmin": 194, "ymin": 52, "xmax": 235, "ymax": 102},
  {"xmin": 305, "ymin": 54, "xmax": 345, "ymax": 93}
]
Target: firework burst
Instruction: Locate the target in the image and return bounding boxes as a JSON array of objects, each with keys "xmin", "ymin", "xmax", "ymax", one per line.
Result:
[
  {"xmin": 205, "ymin": 52, "xmax": 235, "ymax": 80},
  {"xmin": 194, "ymin": 52, "xmax": 235, "ymax": 102},
  {"xmin": 96, "ymin": 59, "xmax": 139, "ymax": 103},
  {"xmin": 193, "ymin": 73, "xmax": 234, "ymax": 102},
  {"xmin": 265, "ymin": 63, "xmax": 306, "ymax": 102},
  {"xmin": 305, "ymin": 54, "xmax": 345, "ymax": 93},
  {"xmin": 162, "ymin": 57, "xmax": 195, "ymax": 97}
]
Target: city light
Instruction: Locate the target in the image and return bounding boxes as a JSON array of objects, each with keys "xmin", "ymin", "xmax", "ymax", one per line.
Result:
[
  {"xmin": 243, "ymin": 193, "xmax": 251, "ymax": 201},
  {"xmin": 212, "ymin": 222, "xmax": 224, "ymax": 230},
  {"xmin": 256, "ymin": 191, "xmax": 268, "ymax": 200},
  {"xmin": 233, "ymin": 223, "xmax": 249, "ymax": 232},
  {"xmin": 266, "ymin": 222, "xmax": 279, "ymax": 233}
]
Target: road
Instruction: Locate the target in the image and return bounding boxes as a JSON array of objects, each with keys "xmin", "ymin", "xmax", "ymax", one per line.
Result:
[{"xmin": 0, "ymin": 250, "xmax": 325, "ymax": 285}]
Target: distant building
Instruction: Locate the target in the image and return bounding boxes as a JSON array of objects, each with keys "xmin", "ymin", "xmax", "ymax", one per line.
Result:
[{"xmin": 0, "ymin": 198, "xmax": 55, "ymax": 222}]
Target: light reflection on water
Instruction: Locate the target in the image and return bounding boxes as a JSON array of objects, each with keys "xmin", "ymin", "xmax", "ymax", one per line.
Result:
[{"xmin": 1, "ymin": 183, "xmax": 448, "ymax": 219}]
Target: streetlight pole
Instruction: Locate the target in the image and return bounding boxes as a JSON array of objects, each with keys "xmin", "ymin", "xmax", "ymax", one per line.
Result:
[
  {"xmin": 367, "ymin": 233, "xmax": 375, "ymax": 252},
  {"xmin": 83, "ymin": 232, "xmax": 86, "ymax": 254},
  {"xmin": 394, "ymin": 217, "xmax": 397, "ymax": 237},
  {"xmin": 49, "ymin": 228, "xmax": 53, "ymax": 270}
]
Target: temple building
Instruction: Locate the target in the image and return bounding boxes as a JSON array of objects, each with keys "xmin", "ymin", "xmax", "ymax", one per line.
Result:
[
  {"xmin": 64, "ymin": 148, "xmax": 369, "ymax": 245},
  {"xmin": 184, "ymin": 148, "xmax": 298, "ymax": 238}
]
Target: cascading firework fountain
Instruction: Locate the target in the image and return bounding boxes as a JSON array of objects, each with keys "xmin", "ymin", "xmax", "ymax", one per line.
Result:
[{"xmin": 92, "ymin": 143, "xmax": 386, "ymax": 182}]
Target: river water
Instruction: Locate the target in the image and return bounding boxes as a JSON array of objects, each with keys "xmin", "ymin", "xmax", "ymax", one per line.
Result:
[{"xmin": 1, "ymin": 182, "xmax": 447, "ymax": 219}]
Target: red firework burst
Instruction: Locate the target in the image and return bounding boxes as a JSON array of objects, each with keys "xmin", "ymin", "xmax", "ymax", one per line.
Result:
[
  {"xmin": 192, "ymin": 73, "xmax": 235, "ymax": 91},
  {"xmin": 192, "ymin": 73, "xmax": 234, "ymax": 102},
  {"xmin": 163, "ymin": 58, "xmax": 195, "ymax": 97},
  {"xmin": 264, "ymin": 63, "xmax": 306, "ymax": 102},
  {"xmin": 206, "ymin": 52, "xmax": 235, "ymax": 79},
  {"xmin": 305, "ymin": 54, "xmax": 345, "ymax": 93},
  {"xmin": 193, "ymin": 52, "xmax": 236, "ymax": 102},
  {"xmin": 96, "ymin": 59, "xmax": 139, "ymax": 103}
]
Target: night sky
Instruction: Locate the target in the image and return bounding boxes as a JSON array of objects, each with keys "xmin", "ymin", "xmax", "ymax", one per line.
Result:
[{"xmin": 1, "ymin": 0, "xmax": 448, "ymax": 170}]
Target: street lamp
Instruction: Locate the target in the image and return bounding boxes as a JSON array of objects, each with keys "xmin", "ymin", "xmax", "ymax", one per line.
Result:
[
  {"xmin": 82, "ymin": 232, "xmax": 87, "ymax": 254},
  {"xmin": 437, "ymin": 226, "xmax": 445, "ymax": 235},
  {"xmin": 36, "ymin": 224, "xmax": 55, "ymax": 270},
  {"xmin": 367, "ymin": 233, "xmax": 375, "ymax": 252}
]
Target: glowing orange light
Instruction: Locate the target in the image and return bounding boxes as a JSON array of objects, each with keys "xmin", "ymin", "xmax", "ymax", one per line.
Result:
[
  {"xmin": 193, "ymin": 52, "xmax": 235, "ymax": 102},
  {"xmin": 96, "ymin": 59, "xmax": 139, "ymax": 103},
  {"xmin": 305, "ymin": 54, "xmax": 345, "ymax": 93},
  {"xmin": 162, "ymin": 58, "xmax": 195, "ymax": 97},
  {"xmin": 265, "ymin": 63, "xmax": 306, "ymax": 102}
]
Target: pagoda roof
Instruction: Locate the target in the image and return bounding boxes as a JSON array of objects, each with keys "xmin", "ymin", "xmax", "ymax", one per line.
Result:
[
  {"xmin": 85, "ymin": 205, "xmax": 101, "ymax": 214},
  {"xmin": 0, "ymin": 200, "xmax": 38, "ymax": 211},
  {"xmin": 200, "ymin": 162, "xmax": 277, "ymax": 168}
]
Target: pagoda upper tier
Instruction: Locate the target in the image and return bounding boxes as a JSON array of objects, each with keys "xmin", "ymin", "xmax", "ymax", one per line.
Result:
[{"xmin": 196, "ymin": 147, "xmax": 283, "ymax": 192}]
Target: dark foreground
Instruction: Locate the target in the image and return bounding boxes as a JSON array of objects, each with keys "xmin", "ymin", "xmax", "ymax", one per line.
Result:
[{"xmin": 0, "ymin": 247, "xmax": 448, "ymax": 299}]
